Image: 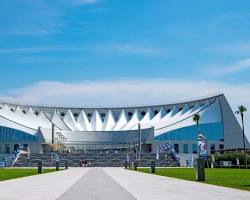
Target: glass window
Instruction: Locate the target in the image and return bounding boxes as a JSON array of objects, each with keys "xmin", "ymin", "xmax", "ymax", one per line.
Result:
[
  {"xmin": 192, "ymin": 144, "xmax": 197, "ymax": 154},
  {"xmin": 174, "ymin": 144, "xmax": 179, "ymax": 153},
  {"xmin": 210, "ymin": 144, "xmax": 215, "ymax": 154},
  {"xmin": 183, "ymin": 144, "xmax": 189, "ymax": 153},
  {"xmin": 5, "ymin": 144, "xmax": 10, "ymax": 154},
  {"xmin": 14, "ymin": 144, "xmax": 19, "ymax": 152},
  {"xmin": 219, "ymin": 144, "xmax": 224, "ymax": 150}
]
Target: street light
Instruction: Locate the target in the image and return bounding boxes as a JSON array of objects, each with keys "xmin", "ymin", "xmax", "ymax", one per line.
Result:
[
  {"xmin": 56, "ymin": 132, "xmax": 62, "ymax": 152},
  {"xmin": 52, "ymin": 123, "xmax": 55, "ymax": 144},
  {"xmin": 138, "ymin": 123, "xmax": 142, "ymax": 161}
]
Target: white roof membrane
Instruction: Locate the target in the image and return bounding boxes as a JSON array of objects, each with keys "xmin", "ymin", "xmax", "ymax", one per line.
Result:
[
  {"xmin": 63, "ymin": 110, "xmax": 81, "ymax": 131},
  {"xmin": 103, "ymin": 110, "xmax": 116, "ymax": 131},
  {"xmin": 90, "ymin": 110, "xmax": 103, "ymax": 131},
  {"xmin": 112, "ymin": 110, "xmax": 128, "ymax": 131},
  {"xmin": 51, "ymin": 110, "xmax": 71, "ymax": 131},
  {"xmin": 122, "ymin": 109, "xmax": 140, "ymax": 130},
  {"xmin": 77, "ymin": 110, "xmax": 92, "ymax": 131}
]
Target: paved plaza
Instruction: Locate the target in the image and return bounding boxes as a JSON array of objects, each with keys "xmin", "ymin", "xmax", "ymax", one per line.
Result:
[{"xmin": 0, "ymin": 168, "xmax": 250, "ymax": 200}]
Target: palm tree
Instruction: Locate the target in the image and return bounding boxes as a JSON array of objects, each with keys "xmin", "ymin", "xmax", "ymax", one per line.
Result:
[
  {"xmin": 193, "ymin": 113, "xmax": 200, "ymax": 156},
  {"xmin": 193, "ymin": 113, "xmax": 200, "ymax": 128},
  {"xmin": 235, "ymin": 105, "xmax": 247, "ymax": 168}
]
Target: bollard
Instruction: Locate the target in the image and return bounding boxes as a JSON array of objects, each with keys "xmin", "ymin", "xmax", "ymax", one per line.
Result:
[
  {"xmin": 134, "ymin": 161, "xmax": 138, "ymax": 171},
  {"xmin": 150, "ymin": 160, "xmax": 156, "ymax": 173},
  {"xmin": 65, "ymin": 161, "xmax": 68, "ymax": 169},
  {"xmin": 196, "ymin": 158, "xmax": 205, "ymax": 181},
  {"xmin": 124, "ymin": 161, "xmax": 128, "ymax": 169},
  {"xmin": 56, "ymin": 161, "xmax": 59, "ymax": 171},
  {"xmin": 38, "ymin": 161, "xmax": 43, "ymax": 174}
]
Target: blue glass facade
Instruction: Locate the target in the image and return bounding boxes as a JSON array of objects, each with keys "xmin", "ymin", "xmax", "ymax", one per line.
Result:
[
  {"xmin": 0, "ymin": 126, "xmax": 37, "ymax": 142},
  {"xmin": 155, "ymin": 122, "xmax": 224, "ymax": 142},
  {"xmin": 192, "ymin": 144, "xmax": 197, "ymax": 153},
  {"xmin": 183, "ymin": 144, "xmax": 189, "ymax": 153}
]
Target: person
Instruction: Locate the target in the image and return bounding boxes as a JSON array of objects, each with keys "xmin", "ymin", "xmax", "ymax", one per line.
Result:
[{"xmin": 79, "ymin": 160, "xmax": 81, "ymax": 167}]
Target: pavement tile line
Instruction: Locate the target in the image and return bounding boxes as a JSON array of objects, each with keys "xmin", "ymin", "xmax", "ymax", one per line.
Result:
[{"xmin": 57, "ymin": 168, "xmax": 136, "ymax": 200}]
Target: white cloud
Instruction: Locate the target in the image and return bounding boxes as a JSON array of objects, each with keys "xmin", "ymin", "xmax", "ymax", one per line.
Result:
[
  {"xmin": 69, "ymin": 0, "xmax": 99, "ymax": 5},
  {"xmin": 93, "ymin": 43, "xmax": 164, "ymax": 56},
  {"xmin": 111, "ymin": 44, "xmax": 162, "ymax": 55},
  {"xmin": 208, "ymin": 41, "xmax": 250, "ymax": 55},
  {"xmin": 0, "ymin": 45, "xmax": 82, "ymax": 54},
  {"xmin": 202, "ymin": 58, "xmax": 250, "ymax": 77},
  {"xmin": 0, "ymin": 79, "xmax": 248, "ymax": 107},
  {"xmin": 1, "ymin": 79, "xmax": 249, "ymax": 139},
  {"xmin": 0, "ymin": 46, "xmax": 56, "ymax": 54},
  {"xmin": 0, "ymin": 43, "xmax": 162, "ymax": 57},
  {"xmin": 80, "ymin": 0, "xmax": 98, "ymax": 4}
]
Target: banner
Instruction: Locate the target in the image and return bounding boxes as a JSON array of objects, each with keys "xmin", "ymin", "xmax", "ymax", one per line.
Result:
[
  {"xmin": 198, "ymin": 133, "xmax": 208, "ymax": 158},
  {"xmin": 159, "ymin": 143, "xmax": 180, "ymax": 165},
  {"xmin": 156, "ymin": 145, "xmax": 159, "ymax": 160}
]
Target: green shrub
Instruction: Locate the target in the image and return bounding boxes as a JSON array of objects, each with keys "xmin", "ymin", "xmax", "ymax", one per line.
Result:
[{"xmin": 213, "ymin": 152, "xmax": 250, "ymax": 165}]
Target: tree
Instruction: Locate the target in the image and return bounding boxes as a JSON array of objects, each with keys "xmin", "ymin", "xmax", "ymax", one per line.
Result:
[
  {"xmin": 193, "ymin": 113, "xmax": 200, "ymax": 156},
  {"xmin": 235, "ymin": 105, "xmax": 247, "ymax": 168}
]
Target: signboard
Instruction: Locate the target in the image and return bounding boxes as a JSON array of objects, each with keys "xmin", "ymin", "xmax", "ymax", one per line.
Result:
[
  {"xmin": 0, "ymin": 162, "xmax": 6, "ymax": 167},
  {"xmin": 54, "ymin": 154, "xmax": 60, "ymax": 162},
  {"xmin": 236, "ymin": 158, "xmax": 240, "ymax": 166}
]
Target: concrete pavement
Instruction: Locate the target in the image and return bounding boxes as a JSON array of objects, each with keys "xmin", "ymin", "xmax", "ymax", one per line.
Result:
[
  {"xmin": 0, "ymin": 168, "xmax": 89, "ymax": 200},
  {"xmin": 0, "ymin": 167, "xmax": 250, "ymax": 200},
  {"xmin": 104, "ymin": 168, "xmax": 250, "ymax": 200}
]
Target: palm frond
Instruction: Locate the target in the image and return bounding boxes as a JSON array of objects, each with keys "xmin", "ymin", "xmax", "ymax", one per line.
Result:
[{"xmin": 236, "ymin": 105, "xmax": 247, "ymax": 115}]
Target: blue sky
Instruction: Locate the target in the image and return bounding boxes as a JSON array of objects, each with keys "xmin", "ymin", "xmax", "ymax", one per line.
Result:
[
  {"xmin": 0, "ymin": 0, "xmax": 250, "ymax": 90},
  {"xmin": 0, "ymin": 0, "xmax": 250, "ymax": 137}
]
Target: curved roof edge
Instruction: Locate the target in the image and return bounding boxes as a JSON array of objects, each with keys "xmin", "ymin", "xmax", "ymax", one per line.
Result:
[{"xmin": 0, "ymin": 93, "xmax": 223, "ymax": 109}]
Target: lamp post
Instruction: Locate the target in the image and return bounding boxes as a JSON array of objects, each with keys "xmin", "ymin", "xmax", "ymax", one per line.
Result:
[
  {"xmin": 52, "ymin": 123, "xmax": 55, "ymax": 144},
  {"xmin": 235, "ymin": 105, "xmax": 247, "ymax": 168},
  {"xmin": 193, "ymin": 113, "xmax": 200, "ymax": 157},
  {"xmin": 56, "ymin": 132, "xmax": 61, "ymax": 153},
  {"xmin": 193, "ymin": 113, "xmax": 205, "ymax": 181},
  {"xmin": 138, "ymin": 123, "xmax": 142, "ymax": 161}
]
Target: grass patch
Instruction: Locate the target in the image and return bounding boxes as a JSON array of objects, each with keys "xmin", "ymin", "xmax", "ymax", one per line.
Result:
[
  {"xmin": 136, "ymin": 168, "xmax": 250, "ymax": 191},
  {"xmin": 0, "ymin": 168, "xmax": 58, "ymax": 181}
]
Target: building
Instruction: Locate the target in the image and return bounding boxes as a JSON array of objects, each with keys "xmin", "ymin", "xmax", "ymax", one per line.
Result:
[{"xmin": 0, "ymin": 93, "xmax": 249, "ymax": 155}]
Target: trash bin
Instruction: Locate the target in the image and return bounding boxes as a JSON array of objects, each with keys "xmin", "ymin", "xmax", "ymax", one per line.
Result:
[{"xmin": 196, "ymin": 158, "xmax": 205, "ymax": 181}]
